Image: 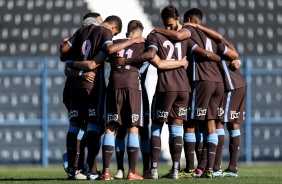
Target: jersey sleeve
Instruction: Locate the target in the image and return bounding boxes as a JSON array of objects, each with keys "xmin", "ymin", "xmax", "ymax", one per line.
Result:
[
  {"xmin": 101, "ymin": 28, "xmax": 113, "ymax": 55},
  {"xmin": 188, "ymin": 39, "xmax": 198, "ymax": 54},
  {"xmin": 217, "ymin": 42, "xmax": 228, "ymax": 55},
  {"xmin": 146, "ymin": 33, "xmax": 158, "ymax": 51}
]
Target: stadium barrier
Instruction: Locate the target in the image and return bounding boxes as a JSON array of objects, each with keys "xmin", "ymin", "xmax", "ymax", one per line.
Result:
[{"xmin": 0, "ymin": 56, "xmax": 281, "ymax": 166}]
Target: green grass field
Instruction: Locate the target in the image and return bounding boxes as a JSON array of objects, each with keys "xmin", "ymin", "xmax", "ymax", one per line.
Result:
[{"xmin": 0, "ymin": 163, "xmax": 281, "ymax": 184}]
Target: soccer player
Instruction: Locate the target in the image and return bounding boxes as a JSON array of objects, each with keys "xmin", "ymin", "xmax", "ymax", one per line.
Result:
[
  {"xmin": 59, "ymin": 12, "xmax": 103, "ymax": 180},
  {"xmin": 185, "ymin": 10, "xmax": 246, "ymax": 177},
  {"xmin": 154, "ymin": 6, "xmax": 231, "ymax": 178},
  {"xmin": 61, "ymin": 15, "xmax": 145, "ymax": 180},
  {"xmin": 113, "ymin": 61, "xmax": 151, "ymax": 179}
]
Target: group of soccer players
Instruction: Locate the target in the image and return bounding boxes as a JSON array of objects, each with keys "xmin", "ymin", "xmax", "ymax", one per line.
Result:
[{"xmin": 59, "ymin": 4, "xmax": 246, "ymax": 180}]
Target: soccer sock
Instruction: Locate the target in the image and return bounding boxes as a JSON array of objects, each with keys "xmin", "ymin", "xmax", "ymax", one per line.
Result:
[
  {"xmin": 195, "ymin": 131, "xmax": 204, "ymax": 163},
  {"xmin": 213, "ymin": 129, "xmax": 225, "ymax": 171},
  {"xmin": 171, "ymin": 125, "xmax": 183, "ymax": 170},
  {"xmin": 66, "ymin": 125, "xmax": 79, "ymax": 174},
  {"xmin": 127, "ymin": 133, "xmax": 139, "ymax": 173},
  {"xmin": 115, "ymin": 139, "xmax": 125, "ymax": 171},
  {"xmin": 102, "ymin": 134, "xmax": 115, "ymax": 173},
  {"xmin": 150, "ymin": 123, "xmax": 163, "ymax": 168},
  {"xmin": 86, "ymin": 124, "xmax": 100, "ymax": 174},
  {"xmin": 228, "ymin": 130, "xmax": 241, "ymax": 171},
  {"xmin": 140, "ymin": 140, "xmax": 150, "ymax": 172},
  {"xmin": 206, "ymin": 133, "xmax": 218, "ymax": 170},
  {"xmin": 184, "ymin": 133, "xmax": 196, "ymax": 170},
  {"xmin": 78, "ymin": 138, "xmax": 86, "ymax": 171}
]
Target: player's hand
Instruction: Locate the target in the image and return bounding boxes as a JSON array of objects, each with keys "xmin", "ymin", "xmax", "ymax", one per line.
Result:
[
  {"xmin": 132, "ymin": 37, "xmax": 145, "ymax": 44},
  {"xmin": 82, "ymin": 71, "xmax": 95, "ymax": 83},
  {"xmin": 181, "ymin": 56, "xmax": 189, "ymax": 69},
  {"xmin": 183, "ymin": 22, "xmax": 197, "ymax": 27},
  {"xmin": 231, "ymin": 60, "xmax": 241, "ymax": 69}
]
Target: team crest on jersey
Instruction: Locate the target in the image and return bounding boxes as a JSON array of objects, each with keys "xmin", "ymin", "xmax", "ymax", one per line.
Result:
[
  {"xmin": 107, "ymin": 113, "xmax": 118, "ymax": 122},
  {"xmin": 156, "ymin": 110, "xmax": 168, "ymax": 118},
  {"xmin": 131, "ymin": 114, "xmax": 139, "ymax": 123},
  {"xmin": 217, "ymin": 108, "xmax": 224, "ymax": 116},
  {"xmin": 196, "ymin": 108, "xmax": 207, "ymax": 116},
  {"xmin": 88, "ymin": 108, "xmax": 96, "ymax": 117},
  {"xmin": 69, "ymin": 110, "xmax": 78, "ymax": 118},
  {"xmin": 178, "ymin": 107, "xmax": 187, "ymax": 116}
]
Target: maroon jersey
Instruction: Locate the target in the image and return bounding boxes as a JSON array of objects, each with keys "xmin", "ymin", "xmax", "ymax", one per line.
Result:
[
  {"xmin": 71, "ymin": 25, "xmax": 112, "ymax": 89},
  {"xmin": 183, "ymin": 25, "xmax": 223, "ymax": 83},
  {"xmin": 107, "ymin": 39, "xmax": 145, "ymax": 90},
  {"xmin": 146, "ymin": 32, "xmax": 190, "ymax": 92},
  {"xmin": 217, "ymin": 43, "xmax": 247, "ymax": 90}
]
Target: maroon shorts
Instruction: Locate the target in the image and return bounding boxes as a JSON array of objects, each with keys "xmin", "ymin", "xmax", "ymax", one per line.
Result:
[
  {"xmin": 223, "ymin": 86, "xmax": 247, "ymax": 124},
  {"xmin": 69, "ymin": 88, "xmax": 92, "ymax": 126},
  {"xmin": 189, "ymin": 81, "xmax": 224, "ymax": 121},
  {"xmin": 105, "ymin": 88, "xmax": 143, "ymax": 127},
  {"xmin": 152, "ymin": 91, "xmax": 189, "ymax": 122},
  {"xmin": 69, "ymin": 87, "xmax": 105, "ymax": 126}
]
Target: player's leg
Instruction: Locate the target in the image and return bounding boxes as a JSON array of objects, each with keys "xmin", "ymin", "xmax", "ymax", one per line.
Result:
[
  {"xmin": 127, "ymin": 126, "xmax": 143, "ymax": 180},
  {"xmin": 114, "ymin": 127, "xmax": 126, "ymax": 179},
  {"xmin": 66, "ymin": 88, "xmax": 88, "ymax": 179},
  {"xmin": 213, "ymin": 121, "xmax": 225, "ymax": 178},
  {"xmin": 222, "ymin": 86, "xmax": 246, "ymax": 178},
  {"xmin": 223, "ymin": 123, "xmax": 240, "ymax": 177},
  {"xmin": 96, "ymin": 124, "xmax": 117, "ymax": 180},
  {"xmin": 182, "ymin": 119, "xmax": 196, "ymax": 178},
  {"xmin": 139, "ymin": 125, "xmax": 150, "ymax": 174},
  {"xmin": 86, "ymin": 88, "xmax": 105, "ymax": 180}
]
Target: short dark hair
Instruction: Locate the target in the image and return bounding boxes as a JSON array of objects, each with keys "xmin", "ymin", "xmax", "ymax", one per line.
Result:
[
  {"xmin": 83, "ymin": 12, "xmax": 101, "ymax": 20},
  {"xmin": 127, "ymin": 20, "xmax": 144, "ymax": 33},
  {"xmin": 183, "ymin": 8, "xmax": 203, "ymax": 23},
  {"xmin": 104, "ymin": 15, "xmax": 123, "ymax": 33},
  {"xmin": 161, "ymin": 5, "xmax": 179, "ymax": 21}
]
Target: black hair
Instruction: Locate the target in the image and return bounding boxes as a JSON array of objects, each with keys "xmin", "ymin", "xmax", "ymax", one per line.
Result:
[
  {"xmin": 161, "ymin": 4, "xmax": 179, "ymax": 21},
  {"xmin": 104, "ymin": 15, "xmax": 123, "ymax": 33},
  {"xmin": 183, "ymin": 8, "xmax": 203, "ymax": 23}
]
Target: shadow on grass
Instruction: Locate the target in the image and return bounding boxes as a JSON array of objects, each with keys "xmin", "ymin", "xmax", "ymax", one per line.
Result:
[{"xmin": 0, "ymin": 178, "xmax": 66, "ymax": 181}]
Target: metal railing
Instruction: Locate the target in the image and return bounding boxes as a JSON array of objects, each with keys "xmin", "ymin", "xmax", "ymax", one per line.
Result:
[{"xmin": 0, "ymin": 56, "xmax": 281, "ymax": 166}]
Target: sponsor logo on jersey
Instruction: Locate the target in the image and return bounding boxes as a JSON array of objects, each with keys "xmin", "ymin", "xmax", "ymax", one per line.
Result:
[
  {"xmin": 196, "ymin": 108, "xmax": 207, "ymax": 116},
  {"xmin": 88, "ymin": 108, "xmax": 96, "ymax": 117},
  {"xmin": 132, "ymin": 114, "xmax": 139, "ymax": 123},
  {"xmin": 69, "ymin": 110, "xmax": 78, "ymax": 118},
  {"xmin": 217, "ymin": 107, "xmax": 224, "ymax": 116},
  {"xmin": 156, "ymin": 110, "xmax": 168, "ymax": 118},
  {"xmin": 230, "ymin": 111, "xmax": 240, "ymax": 119},
  {"xmin": 107, "ymin": 113, "xmax": 118, "ymax": 122},
  {"xmin": 179, "ymin": 107, "xmax": 187, "ymax": 116}
]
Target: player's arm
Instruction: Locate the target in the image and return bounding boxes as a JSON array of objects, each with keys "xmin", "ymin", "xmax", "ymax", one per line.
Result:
[
  {"xmin": 191, "ymin": 45, "xmax": 221, "ymax": 62},
  {"xmin": 150, "ymin": 55, "xmax": 188, "ymax": 70},
  {"xmin": 154, "ymin": 28, "xmax": 191, "ymax": 41},
  {"xmin": 72, "ymin": 52, "xmax": 107, "ymax": 70},
  {"xmin": 59, "ymin": 36, "xmax": 74, "ymax": 54},
  {"xmin": 116, "ymin": 47, "xmax": 157, "ymax": 65},
  {"xmin": 104, "ymin": 37, "xmax": 145, "ymax": 55},
  {"xmin": 218, "ymin": 42, "xmax": 240, "ymax": 69},
  {"xmin": 184, "ymin": 23, "xmax": 223, "ymax": 43},
  {"xmin": 65, "ymin": 61, "xmax": 95, "ymax": 82}
]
